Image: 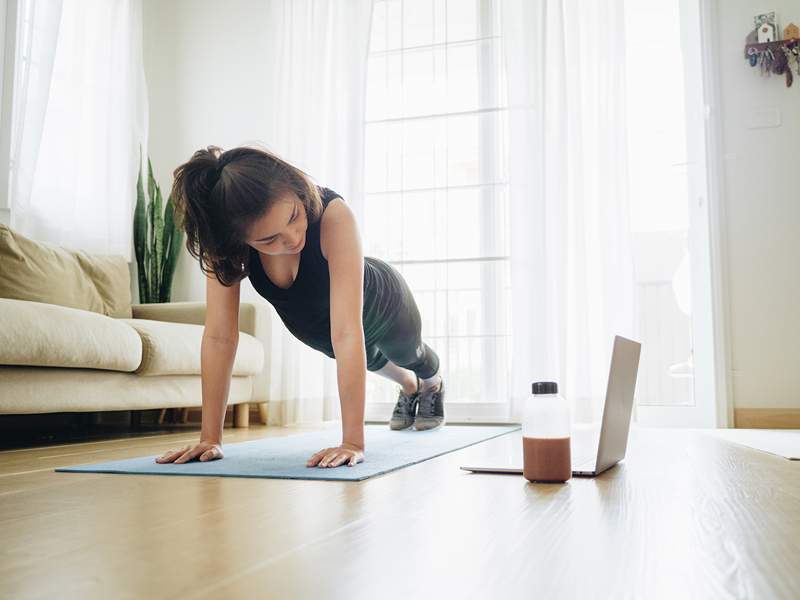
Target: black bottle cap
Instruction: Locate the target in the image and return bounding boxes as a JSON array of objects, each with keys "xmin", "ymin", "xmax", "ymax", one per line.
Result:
[{"xmin": 532, "ymin": 381, "xmax": 558, "ymax": 395}]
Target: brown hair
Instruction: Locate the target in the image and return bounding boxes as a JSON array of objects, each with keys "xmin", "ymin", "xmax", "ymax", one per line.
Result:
[{"xmin": 170, "ymin": 143, "xmax": 324, "ymax": 286}]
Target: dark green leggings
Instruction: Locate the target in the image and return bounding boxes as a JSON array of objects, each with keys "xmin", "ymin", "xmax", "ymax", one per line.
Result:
[{"xmin": 364, "ymin": 292, "xmax": 440, "ymax": 380}]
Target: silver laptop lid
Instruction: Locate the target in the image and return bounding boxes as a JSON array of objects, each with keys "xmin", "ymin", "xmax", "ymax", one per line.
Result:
[{"xmin": 592, "ymin": 335, "xmax": 641, "ymax": 473}]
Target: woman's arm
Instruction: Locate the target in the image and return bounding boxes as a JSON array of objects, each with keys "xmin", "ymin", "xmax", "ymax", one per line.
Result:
[
  {"xmin": 200, "ymin": 274, "xmax": 242, "ymax": 444},
  {"xmin": 156, "ymin": 337, "xmax": 236, "ymax": 464},
  {"xmin": 156, "ymin": 274, "xmax": 241, "ymax": 464},
  {"xmin": 330, "ymin": 335, "xmax": 366, "ymax": 450},
  {"xmin": 321, "ymin": 198, "xmax": 367, "ymax": 451},
  {"xmin": 199, "ymin": 332, "xmax": 239, "ymax": 444}
]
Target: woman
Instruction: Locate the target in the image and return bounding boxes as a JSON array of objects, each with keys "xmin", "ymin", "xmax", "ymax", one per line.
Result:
[{"xmin": 155, "ymin": 145, "xmax": 445, "ymax": 470}]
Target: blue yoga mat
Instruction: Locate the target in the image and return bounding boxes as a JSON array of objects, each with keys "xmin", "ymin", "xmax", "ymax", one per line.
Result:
[{"xmin": 55, "ymin": 424, "xmax": 521, "ymax": 481}]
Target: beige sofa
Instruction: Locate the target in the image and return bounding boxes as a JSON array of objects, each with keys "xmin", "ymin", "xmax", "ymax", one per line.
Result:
[{"xmin": 0, "ymin": 224, "xmax": 268, "ymax": 427}]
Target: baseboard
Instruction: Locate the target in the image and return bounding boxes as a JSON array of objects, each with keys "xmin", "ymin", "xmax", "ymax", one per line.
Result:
[{"xmin": 734, "ymin": 408, "xmax": 800, "ymax": 429}]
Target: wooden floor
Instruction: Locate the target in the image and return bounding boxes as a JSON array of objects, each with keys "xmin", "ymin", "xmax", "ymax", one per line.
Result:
[{"xmin": 1, "ymin": 423, "xmax": 799, "ymax": 599}]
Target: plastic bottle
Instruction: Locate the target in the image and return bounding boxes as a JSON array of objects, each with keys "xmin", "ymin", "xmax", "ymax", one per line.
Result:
[{"xmin": 522, "ymin": 381, "xmax": 572, "ymax": 483}]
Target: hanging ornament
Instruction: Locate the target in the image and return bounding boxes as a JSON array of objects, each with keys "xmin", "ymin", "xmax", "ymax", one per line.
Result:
[{"xmin": 747, "ymin": 46, "xmax": 759, "ymax": 67}]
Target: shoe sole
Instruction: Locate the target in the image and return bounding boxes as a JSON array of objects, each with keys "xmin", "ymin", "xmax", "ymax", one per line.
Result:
[
  {"xmin": 414, "ymin": 418, "xmax": 445, "ymax": 431},
  {"xmin": 389, "ymin": 422, "xmax": 414, "ymax": 430}
]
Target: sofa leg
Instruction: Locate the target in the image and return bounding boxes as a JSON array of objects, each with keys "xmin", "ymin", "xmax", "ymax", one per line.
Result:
[
  {"xmin": 258, "ymin": 402, "xmax": 268, "ymax": 425},
  {"xmin": 234, "ymin": 403, "xmax": 250, "ymax": 428}
]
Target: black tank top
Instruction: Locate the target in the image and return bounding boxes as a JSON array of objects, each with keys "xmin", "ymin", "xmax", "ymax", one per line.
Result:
[{"xmin": 247, "ymin": 185, "xmax": 405, "ymax": 359}]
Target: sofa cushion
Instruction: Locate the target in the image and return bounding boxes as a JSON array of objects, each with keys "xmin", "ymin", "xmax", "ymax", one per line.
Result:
[
  {"xmin": 117, "ymin": 318, "xmax": 264, "ymax": 377},
  {"xmin": 0, "ymin": 224, "xmax": 132, "ymax": 318},
  {"xmin": 0, "ymin": 367, "xmax": 254, "ymax": 413},
  {"xmin": 0, "ymin": 298, "xmax": 143, "ymax": 371}
]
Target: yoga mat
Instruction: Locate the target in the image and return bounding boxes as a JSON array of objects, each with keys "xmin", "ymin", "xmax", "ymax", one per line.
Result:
[
  {"xmin": 699, "ymin": 428, "xmax": 800, "ymax": 460},
  {"xmin": 55, "ymin": 424, "xmax": 521, "ymax": 481}
]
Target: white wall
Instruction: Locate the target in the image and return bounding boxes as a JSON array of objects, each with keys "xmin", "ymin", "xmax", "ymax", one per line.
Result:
[
  {"xmin": 140, "ymin": 0, "xmax": 274, "ymax": 303},
  {"xmin": 715, "ymin": 0, "xmax": 799, "ymax": 408}
]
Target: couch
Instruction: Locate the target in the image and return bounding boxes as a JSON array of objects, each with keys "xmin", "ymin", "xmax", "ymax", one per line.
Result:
[{"xmin": 0, "ymin": 223, "xmax": 269, "ymax": 427}]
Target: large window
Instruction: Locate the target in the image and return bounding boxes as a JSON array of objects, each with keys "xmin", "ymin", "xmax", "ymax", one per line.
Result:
[
  {"xmin": 362, "ymin": 0, "xmax": 702, "ymax": 421},
  {"xmin": 362, "ymin": 0, "xmax": 511, "ymax": 418}
]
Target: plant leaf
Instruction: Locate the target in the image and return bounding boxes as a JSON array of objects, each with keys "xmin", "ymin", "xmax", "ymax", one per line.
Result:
[
  {"xmin": 147, "ymin": 177, "xmax": 156, "ymax": 303},
  {"xmin": 133, "ymin": 147, "xmax": 148, "ymax": 303},
  {"xmin": 161, "ymin": 193, "xmax": 181, "ymax": 301},
  {"xmin": 161, "ymin": 206, "xmax": 174, "ymax": 301},
  {"xmin": 153, "ymin": 180, "xmax": 165, "ymax": 300},
  {"xmin": 147, "ymin": 156, "xmax": 157, "ymax": 214}
]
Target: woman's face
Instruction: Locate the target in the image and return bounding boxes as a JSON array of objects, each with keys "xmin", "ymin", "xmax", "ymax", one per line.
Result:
[{"xmin": 245, "ymin": 191, "xmax": 308, "ymax": 256}]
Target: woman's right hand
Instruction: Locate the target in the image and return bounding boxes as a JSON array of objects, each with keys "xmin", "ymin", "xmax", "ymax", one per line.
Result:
[{"xmin": 155, "ymin": 440, "xmax": 224, "ymax": 464}]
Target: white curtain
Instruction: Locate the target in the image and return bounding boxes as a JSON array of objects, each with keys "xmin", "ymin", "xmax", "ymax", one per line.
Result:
[
  {"xmin": 239, "ymin": 0, "xmax": 374, "ymax": 427},
  {"xmin": 9, "ymin": 0, "xmax": 148, "ymax": 259},
  {"xmin": 502, "ymin": 0, "xmax": 637, "ymax": 425}
]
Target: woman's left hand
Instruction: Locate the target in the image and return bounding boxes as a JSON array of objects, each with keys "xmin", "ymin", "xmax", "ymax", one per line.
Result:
[{"xmin": 306, "ymin": 442, "xmax": 364, "ymax": 468}]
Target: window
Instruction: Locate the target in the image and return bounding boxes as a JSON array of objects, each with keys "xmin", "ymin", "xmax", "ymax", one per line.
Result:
[{"xmin": 363, "ymin": 0, "xmax": 511, "ymax": 419}]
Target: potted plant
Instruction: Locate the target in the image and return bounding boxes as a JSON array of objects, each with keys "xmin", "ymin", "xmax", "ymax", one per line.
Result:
[{"xmin": 133, "ymin": 147, "xmax": 183, "ymax": 303}]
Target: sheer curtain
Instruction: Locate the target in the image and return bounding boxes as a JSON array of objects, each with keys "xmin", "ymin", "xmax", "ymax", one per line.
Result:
[
  {"xmin": 9, "ymin": 0, "xmax": 148, "ymax": 259},
  {"xmin": 238, "ymin": 0, "xmax": 374, "ymax": 427},
  {"xmin": 502, "ymin": 0, "xmax": 637, "ymax": 424}
]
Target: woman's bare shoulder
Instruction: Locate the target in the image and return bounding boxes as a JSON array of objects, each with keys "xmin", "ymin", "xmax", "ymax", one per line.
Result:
[{"xmin": 319, "ymin": 198, "xmax": 359, "ymax": 262}]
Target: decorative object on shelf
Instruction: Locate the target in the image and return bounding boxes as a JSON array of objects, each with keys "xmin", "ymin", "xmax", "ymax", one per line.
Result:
[
  {"xmin": 133, "ymin": 144, "xmax": 184, "ymax": 303},
  {"xmin": 755, "ymin": 11, "xmax": 778, "ymax": 42},
  {"xmin": 744, "ymin": 13, "xmax": 800, "ymax": 88}
]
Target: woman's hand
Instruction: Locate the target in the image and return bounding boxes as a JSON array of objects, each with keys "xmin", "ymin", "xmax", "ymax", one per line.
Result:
[
  {"xmin": 155, "ymin": 440, "xmax": 224, "ymax": 464},
  {"xmin": 306, "ymin": 442, "xmax": 364, "ymax": 468}
]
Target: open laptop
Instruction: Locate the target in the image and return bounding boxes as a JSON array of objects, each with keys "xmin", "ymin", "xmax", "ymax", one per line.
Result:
[{"xmin": 461, "ymin": 335, "xmax": 642, "ymax": 478}]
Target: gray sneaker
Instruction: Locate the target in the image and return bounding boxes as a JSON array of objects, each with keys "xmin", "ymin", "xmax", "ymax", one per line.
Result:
[
  {"xmin": 389, "ymin": 386, "xmax": 419, "ymax": 430},
  {"xmin": 415, "ymin": 378, "xmax": 445, "ymax": 431}
]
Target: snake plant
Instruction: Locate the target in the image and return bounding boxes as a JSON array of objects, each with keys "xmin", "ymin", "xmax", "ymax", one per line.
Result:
[{"xmin": 133, "ymin": 146, "xmax": 183, "ymax": 303}]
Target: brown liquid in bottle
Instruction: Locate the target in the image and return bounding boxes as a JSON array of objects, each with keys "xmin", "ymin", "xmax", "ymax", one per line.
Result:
[{"xmin": 522, "ymin": 436, "xmax": 572, "ymax": 483}]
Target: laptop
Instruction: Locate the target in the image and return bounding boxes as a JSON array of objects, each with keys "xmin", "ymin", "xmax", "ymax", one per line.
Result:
[{"xmin": 460, "ymin": 335, "xmax": 642, "ymax": 478}]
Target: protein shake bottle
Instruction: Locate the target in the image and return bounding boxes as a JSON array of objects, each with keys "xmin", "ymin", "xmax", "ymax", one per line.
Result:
[{"xmin": 522, "ymin": 381, "xmax": 572, "ymax": 483}]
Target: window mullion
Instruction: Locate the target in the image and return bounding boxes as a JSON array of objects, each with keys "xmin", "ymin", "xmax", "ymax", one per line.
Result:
[{"xmin": 477, "ymin": 0, "xmax": 500, "ymax": 406}]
